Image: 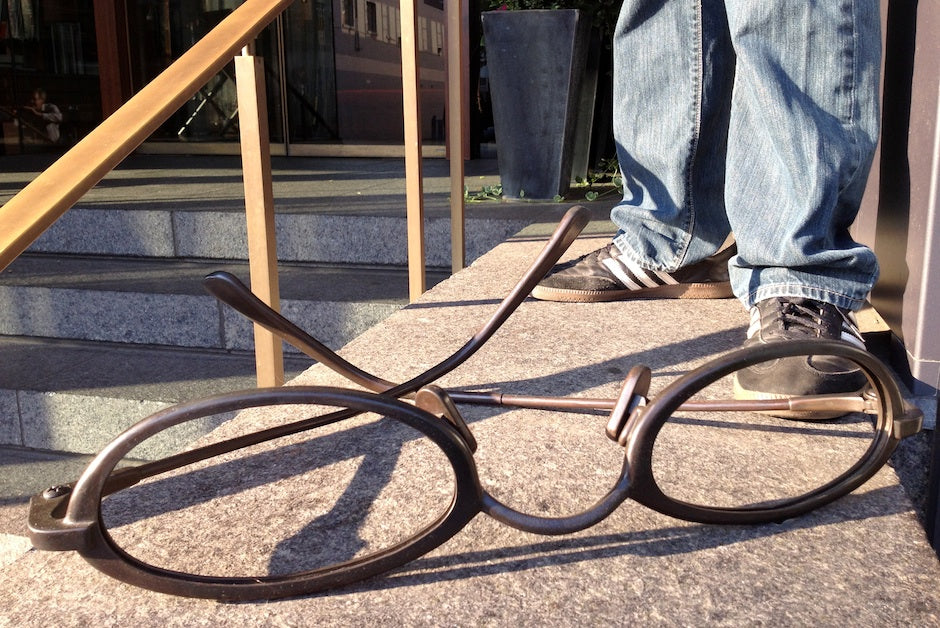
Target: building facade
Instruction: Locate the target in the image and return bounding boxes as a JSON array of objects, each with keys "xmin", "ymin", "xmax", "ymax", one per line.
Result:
[{"xmin": 1, "ymin": 0, "xmax": 447, "ymax": 154}]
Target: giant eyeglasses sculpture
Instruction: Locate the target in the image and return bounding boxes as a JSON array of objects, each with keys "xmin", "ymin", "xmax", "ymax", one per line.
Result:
[{"xmin": 28, "ymin": 206, "xmax": 922, "ymax": 601}]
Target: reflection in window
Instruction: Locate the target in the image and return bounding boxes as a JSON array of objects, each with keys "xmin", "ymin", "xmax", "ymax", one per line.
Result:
[
  {"xmin": 342, "ymin": 0, "xmax": 355, "ymax": 29},
  {"xmin": 366, "ymin": 2, "xmax": 377, "ymax": 36},
  {"xmin": 0, "ymin": 0, "xmax": 101, "ymax": 153}
]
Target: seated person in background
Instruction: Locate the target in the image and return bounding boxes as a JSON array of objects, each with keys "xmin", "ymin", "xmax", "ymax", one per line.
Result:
[{"xmin": 21, "ymin": 88, "xmax": 63, "ymax": 143}]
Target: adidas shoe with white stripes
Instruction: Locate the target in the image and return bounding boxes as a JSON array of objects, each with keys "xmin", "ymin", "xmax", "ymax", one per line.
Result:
[
  {"xmin": 531, "ymin": 241, "xmax": 735, "ymax": 302},
  {"xmin": 733, "ymin": 297, "xmax": 869, "ymax": 418}
]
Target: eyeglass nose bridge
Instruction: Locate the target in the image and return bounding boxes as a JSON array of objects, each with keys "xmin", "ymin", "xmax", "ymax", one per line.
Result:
[{"xmin": 606, "ymin": 365, "xmax": 652, "ymax": 446}]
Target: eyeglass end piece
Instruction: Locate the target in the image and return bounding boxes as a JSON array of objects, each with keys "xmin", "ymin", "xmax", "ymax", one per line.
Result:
[
  {"xmin": 894, "ymin": 403, "xmax": 923, "ymax": 439},
  {"xmin": 27, "ymin": 488, "xmax": 93, "ymax": 552}
]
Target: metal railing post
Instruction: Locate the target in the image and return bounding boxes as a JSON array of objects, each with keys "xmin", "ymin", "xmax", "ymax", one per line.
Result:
[
  {"xmin": 446, "ymin": 0, "xmax": 468, "ymax": 272},
  {"xmin": 236, "ymin": 45, "xmax": 285, "ymax": 387},
  {"xmin": 401, "ymin": 0, "xmax": 426, "ymax": 301}
]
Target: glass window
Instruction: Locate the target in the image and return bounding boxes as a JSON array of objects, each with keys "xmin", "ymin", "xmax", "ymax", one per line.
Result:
[
  {"xmin": 125, "ymin": 0, "xmax": 240, "ymax": 142},
  {"xmin": 1, "ymin": 0, "xmax": 101, "ymax": 153},
  {"xmin": 279, "ymin": 0, "xmax": 339, "ymax": 142},
  {"xmin": 341, "ymin": 0, "xmax": 354, "ymax": 29},
  {"xmin": 365, "ymin": 1, "xmax": 376, "ymax": 36}
]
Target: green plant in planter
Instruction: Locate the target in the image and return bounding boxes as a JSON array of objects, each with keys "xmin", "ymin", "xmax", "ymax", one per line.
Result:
[
  {"xmin": 464, "ymin": 183, "xmax": 505, "ymax": 202},
  {"xmin": 485, "ymin": 0, "xmax": 620, "ymax": 38},
  {"xmin": 566, "ymin": 155, "xmax": 623, "ymax": 202},
  {"xmin": 463, "ymin": 158, "xmax": 623, "ymax": 203}
]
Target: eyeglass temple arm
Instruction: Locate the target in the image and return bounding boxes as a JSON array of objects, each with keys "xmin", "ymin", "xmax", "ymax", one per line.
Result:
[
  {"xmin": 33, "ymin": 403, "xmax": 364, "ymax": 510},
  {"xmin": 95, "ymin": 385, "xmax": 486, "ymax": 501},
  {"xmin": 56, "ymin": 208, "xmax": 588, "ymax": 497},
  {"xmin": 448, "ymin": 389, "xmax": 883, "ymax": 416},
  {"xmin": 114, "ymin": 386, "xmax": 908, "ymax": 495},
  {"xmin": 203, "ymin": 205, "xmax": 592, "ymax": 395},
  {"xmin": 203, "ymin": 271, "xmax": 397, "ymax": 392}
]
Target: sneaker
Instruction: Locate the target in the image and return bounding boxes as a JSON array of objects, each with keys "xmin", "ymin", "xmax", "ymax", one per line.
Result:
[
  {"xmin": 733, "ymin": 297, "xmax": 869, "ymax": 418},
  {"xmin": 531, "ymin": 242, "xmax": 736, "ymax": 302}
]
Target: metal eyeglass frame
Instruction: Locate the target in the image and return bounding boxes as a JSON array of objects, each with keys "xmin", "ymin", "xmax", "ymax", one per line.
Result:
[{"xmin": 27, "ymin": 206, "xmax": 923, "ymax": 601}]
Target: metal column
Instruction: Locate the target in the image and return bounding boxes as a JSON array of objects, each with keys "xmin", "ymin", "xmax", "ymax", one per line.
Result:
[{"xmin": 856, "ymin": 0, "xmax": 940, "ymax": 550}]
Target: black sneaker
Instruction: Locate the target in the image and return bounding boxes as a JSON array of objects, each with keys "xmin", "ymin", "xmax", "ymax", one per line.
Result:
[
  {"xmin": 733, "ymin": 297, "xmax": 869, "ymax": 418},
  {"xmin": 531, "ymin": 242, "xmax": 736, "ymax": 302}
]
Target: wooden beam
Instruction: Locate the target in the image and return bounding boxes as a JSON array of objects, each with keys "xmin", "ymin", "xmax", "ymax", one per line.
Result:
[{"xmin": 93, "ymin": 0, "xmax": 134, "ymax": 117}]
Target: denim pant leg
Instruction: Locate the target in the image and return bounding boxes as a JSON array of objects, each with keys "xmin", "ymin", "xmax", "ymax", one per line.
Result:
[
  {"xmin": 611, "ymin": 0, "xmax": 735, "ymax": 273},
  {"xmin": 724, "ymin": 1, "xmax": 881, "ymax": 311},
  {"xmin": 610, "ymin": 1, "xmax": 881, "ymax": 311}
]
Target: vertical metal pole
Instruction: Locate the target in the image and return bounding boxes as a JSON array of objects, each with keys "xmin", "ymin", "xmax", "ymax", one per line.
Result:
[
  {"xmin": 446, "ymin": 0, "xmax": 468, "ymax": 272},
  {"xmin": 236, "ymin": 46, "xmax": 285, "ymax": 387},
  {"xmin": 401, "ymin": 0, "xmax": 426, "ymax": 300},
  {"xmin": 275, "ymin": 15, "xmax": 291, "ymax": 155}
]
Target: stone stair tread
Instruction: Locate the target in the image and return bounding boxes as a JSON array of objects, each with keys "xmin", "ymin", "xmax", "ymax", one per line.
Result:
[
  {"xmin": 0, "ymin": 336, "xmax": 315, "ymax": 458},
  {"xmin": 0, "ymin": 335, "xmax": 311, "ymax": 401},
  {"xmin": 0, "ymin": 446, "xmax": 96, "ymax": 540},
  {"xmin": 0, "ymin": 253, "xmax": 450, "ymax": 301},
  {"xmin": 3, "ymin": 154, "xmax": 602, "ymax": 265},
  {"xmin": 0, "ymin": 154, "xmax": 555, "ymax": 218},
  {"xmin": 0, "ymin": 255, "xmax": 451, "ymax": 352}
]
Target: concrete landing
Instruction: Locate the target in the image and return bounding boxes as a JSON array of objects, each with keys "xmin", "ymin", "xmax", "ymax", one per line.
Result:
[{"xmin": 1, "ymin": 217, "xmax": 937, "ymax": 626}]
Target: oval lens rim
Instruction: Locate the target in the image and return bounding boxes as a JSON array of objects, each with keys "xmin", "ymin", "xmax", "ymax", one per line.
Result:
[
  {"xmin": 68, "ymin": 387, "xmax": 482, "ymax": 600},
  {"xmin": 624, "ymin": 340, "xmax": 902, "ymax": 525}
]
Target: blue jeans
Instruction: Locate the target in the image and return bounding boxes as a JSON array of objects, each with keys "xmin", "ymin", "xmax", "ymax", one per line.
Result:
[{"xmin": 610, "ymin": 0, "xmax": 881, "ymax": 311}]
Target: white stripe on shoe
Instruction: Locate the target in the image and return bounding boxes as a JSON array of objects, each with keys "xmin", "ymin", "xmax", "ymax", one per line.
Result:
[
  {"xmin": 747, "ymin": 306, "xmax": 762, "ymax": 339},
  {"xmin": 839, "ymin": 311, "xmax": 867, "ymax": 349},
  {"xmin": 601, "ymin": 254, "xmax": 680, "ymax": 292},
  {"xmin": 621, "ymin": 255, "xmax": 676, "ymax": 288},
  {"xmin": 601, "ymin": 257, "xmax": 645, "ymax": 291},
  {"xmin": 652, "ymin": 269, "xmax": 681, "ymax": 285},
  {"xmin": 840, "ymin": 330, "xmax": 866, "ymax": 349}
]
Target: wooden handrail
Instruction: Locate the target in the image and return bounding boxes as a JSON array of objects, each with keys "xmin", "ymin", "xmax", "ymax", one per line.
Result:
[
  {"xmin": 0, "ymin": 0, "xmax": 469, "ymax": 386},
  {"xmin": 0, "ymin": 0, "xmax": 292, "ymax": 271},
  {"xmin": 236, "ymin": 49, "xmax": 285, "ymax": 388}
]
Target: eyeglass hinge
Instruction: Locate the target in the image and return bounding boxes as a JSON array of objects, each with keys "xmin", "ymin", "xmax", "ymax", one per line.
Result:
[
  {"xmin": 606, "ymin": 365, "xmax": 652, "ymax": 446},
  {"xmin": 415, "ymin": 385, "xmax": 478, "ymax": 453}
]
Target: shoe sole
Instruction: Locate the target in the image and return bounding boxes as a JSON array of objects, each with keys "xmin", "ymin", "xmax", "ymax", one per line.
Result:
[
  {"xmin": 530, "ymin": 281, "xmax": 734, "ymax": 303},
  {"xmin": 732, "ymin": 375, "xmax": 867, "ymax": 421}
]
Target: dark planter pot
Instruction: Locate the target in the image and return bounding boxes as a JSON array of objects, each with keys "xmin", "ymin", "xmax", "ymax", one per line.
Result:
[{"xmin": 482, "ymin": 9, "xmax": 593, "ymax": 199}]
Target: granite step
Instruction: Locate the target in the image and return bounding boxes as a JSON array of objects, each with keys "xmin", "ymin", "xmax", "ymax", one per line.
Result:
[
  {"xmin": 0, "ymin": 254, "xmax": 450, "ymax": 457},
  {"xmin": 0, "ymin": 335, "xmax": 315, "ymax": 457},
  {"xmin": 22, "ymin": 203, "xmax": 537, "ymax": 267},
  {"xmin": 0, "ymin": 253, "xmax": 449, "ymax": 352},
  {"xmin": 1, "ymin": 154, "xmax": 546, "ymax": 266}
]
